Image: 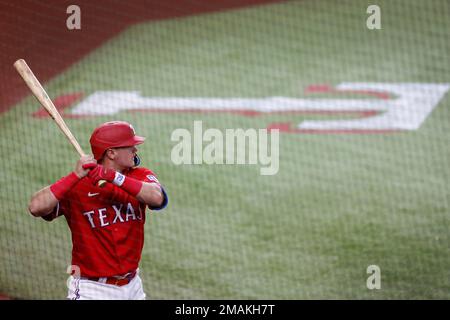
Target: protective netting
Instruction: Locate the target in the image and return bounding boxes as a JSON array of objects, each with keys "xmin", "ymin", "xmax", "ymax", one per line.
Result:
[{"xmin": 0, "ymin": 0, "xmax": 449, "ymax": 299}]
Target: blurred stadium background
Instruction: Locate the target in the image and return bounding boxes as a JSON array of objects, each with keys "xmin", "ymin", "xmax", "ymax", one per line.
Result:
[{"xmin": 0, "ymin": 0, "xmax": 449, "ymax": 299}]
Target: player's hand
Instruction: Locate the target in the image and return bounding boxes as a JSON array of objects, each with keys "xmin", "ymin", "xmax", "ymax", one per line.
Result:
[
  {"xmin": 75, "ymin": 155, "xmax": 97, "ymax": 178},
  {"xmin": 87, "ymin": 164, "xmax": 116, "ymax": 185}
]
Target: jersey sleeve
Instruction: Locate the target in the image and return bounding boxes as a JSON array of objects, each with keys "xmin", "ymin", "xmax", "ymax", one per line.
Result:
[
  {"xmin": 41, "ymin": 200, "xmax": 67, "ymax": 222},
  {"xmin": 135, "ymin": 168, "xmax": 168, "ymax": 211}
]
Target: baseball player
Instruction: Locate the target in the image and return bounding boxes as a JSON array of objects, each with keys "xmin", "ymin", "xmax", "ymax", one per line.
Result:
[{"xmin": 28, "ymin": 121, "xmax": 168, "ymax": 300}]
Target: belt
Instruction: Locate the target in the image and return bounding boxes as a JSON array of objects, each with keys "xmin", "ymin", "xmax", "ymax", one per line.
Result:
[{"xmin": 83, "ymin": 270, "xmax": 137, "ymax": 287}]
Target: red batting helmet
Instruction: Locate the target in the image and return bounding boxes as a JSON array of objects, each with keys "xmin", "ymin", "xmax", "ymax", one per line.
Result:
[{"xmin": 90, "ymin": 121, "xmax": 145, "ymax": 160}]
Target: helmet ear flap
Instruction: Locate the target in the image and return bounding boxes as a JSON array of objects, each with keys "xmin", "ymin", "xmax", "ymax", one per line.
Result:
[{"xmin": 134, "ymin": 154, "xmax": 141, "ymax": 167}]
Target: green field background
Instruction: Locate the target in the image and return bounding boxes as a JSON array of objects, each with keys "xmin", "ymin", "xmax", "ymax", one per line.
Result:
[{"xmin": 1, "ymin": 0, "xmax": 449, "ymax": 299}]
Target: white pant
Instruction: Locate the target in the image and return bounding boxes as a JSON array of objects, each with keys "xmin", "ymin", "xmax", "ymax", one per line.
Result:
[{"xmin": 67, "ymin": 273, "xmax": 146, "ymax": 300}]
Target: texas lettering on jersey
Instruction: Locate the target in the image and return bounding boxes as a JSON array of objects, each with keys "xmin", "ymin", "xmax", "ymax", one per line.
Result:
[
  {"xmin": 82, "ymin": 201, "xmax": 143, "ymax": 229},
  {"xmin": 43, "ymin": 167, "xmax": 167, "ymax": 277}
]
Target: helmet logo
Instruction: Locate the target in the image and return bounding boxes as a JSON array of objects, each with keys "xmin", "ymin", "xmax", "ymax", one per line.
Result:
[{"xmin": 129, "ymin": 124, "xmax": 136, "ymax": 135}]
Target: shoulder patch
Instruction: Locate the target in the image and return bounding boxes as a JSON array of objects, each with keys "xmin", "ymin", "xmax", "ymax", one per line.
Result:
[{"xmin": 146, "ymin": 175, "xmax": 160, "ymax": 184}]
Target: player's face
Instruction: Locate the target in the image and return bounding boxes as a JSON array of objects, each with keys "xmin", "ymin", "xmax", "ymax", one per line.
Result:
[{"xmin": 112, "ymin": 145, "xmax": 138, "ymax": 168}]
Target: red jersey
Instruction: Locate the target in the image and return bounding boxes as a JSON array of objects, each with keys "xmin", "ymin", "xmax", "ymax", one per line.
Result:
[{"xmin": 43, "ymin": 167, "xmax": 168, "ymax": 277}]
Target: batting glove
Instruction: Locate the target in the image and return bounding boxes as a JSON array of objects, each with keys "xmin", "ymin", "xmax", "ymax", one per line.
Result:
[
  {"xmin": 82, "ymin": 163, "xmax": 97, "ymax": 170},
  {"xmin": 87, "ymin": 164, "xmax": 116, "ymax": 184}
]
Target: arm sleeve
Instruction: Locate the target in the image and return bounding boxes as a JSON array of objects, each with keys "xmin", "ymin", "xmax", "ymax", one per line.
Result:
[
  {"xmin": 41, "ymin": 201, "xmax": 66, "ymax": 222},
  {"xmin": 141, "ymin": 170, "xmax": 169, "ymax": 211},
  {"xmin": 148, "ymin": 186, "xmax": 168, "ymax": 211}
]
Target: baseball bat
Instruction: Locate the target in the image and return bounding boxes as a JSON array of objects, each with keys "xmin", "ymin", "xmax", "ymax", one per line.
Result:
[
  {"xmin": 14, "ymin": 59, "xmax": 85, "ymax": 156},
  {"xmin": 13, "ymin": 59, "xmax": 105, "ymax": 186}
]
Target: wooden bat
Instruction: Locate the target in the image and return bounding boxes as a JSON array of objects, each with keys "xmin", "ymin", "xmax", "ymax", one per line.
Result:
[
  {"xmin": 13, "ymin": 59, "xmax": 105, "ymax": 185},
  {"xmin": 14, "ymin": 59, "xmax": 85, "ymax": 156}
]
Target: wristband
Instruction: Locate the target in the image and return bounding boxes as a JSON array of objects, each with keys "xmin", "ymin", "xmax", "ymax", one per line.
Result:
[
  {"xmin": 113, "ymin": 172, "xmax": 143, "ymax": 197},
  {"xmin": 50, "ymin": 172, "xmax": 80, "ymax": 200},
  {"xmin": 113, "ymin": 172, "xmax": 126, "ymax": 186}
]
